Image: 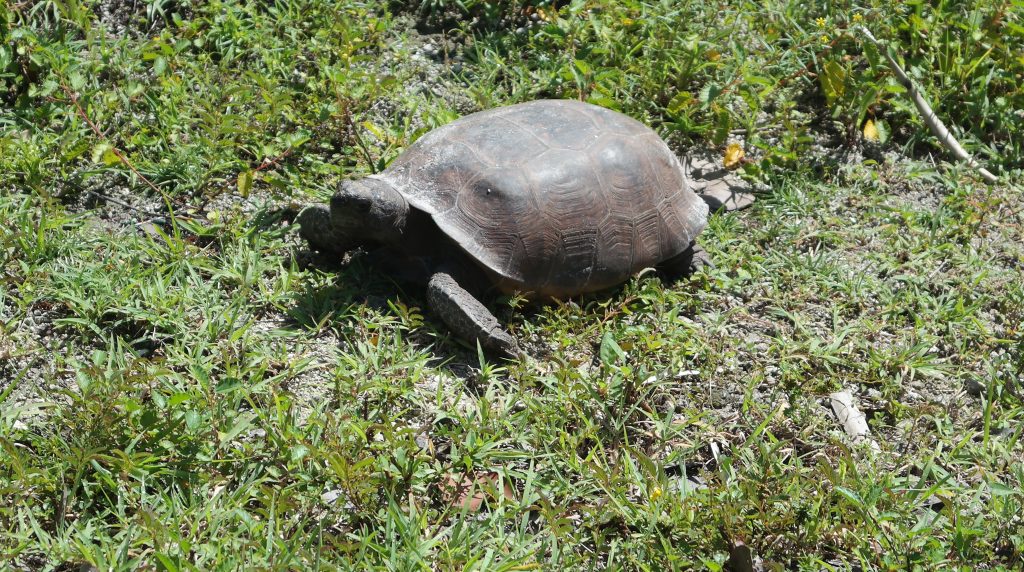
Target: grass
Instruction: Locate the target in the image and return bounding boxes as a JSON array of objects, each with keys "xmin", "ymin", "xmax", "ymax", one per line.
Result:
[{"xmin": 2, "ymin": 0, "xmax": 1023, "ymax": 569}]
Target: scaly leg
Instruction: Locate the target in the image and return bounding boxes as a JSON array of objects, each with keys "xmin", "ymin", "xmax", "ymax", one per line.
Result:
[{"xmin": 427, "ymin": 272, "xmax": 520, "ymax": 358}]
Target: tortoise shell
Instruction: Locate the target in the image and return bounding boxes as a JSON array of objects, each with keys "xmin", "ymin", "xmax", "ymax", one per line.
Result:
[{"xmin": 375, "ymin": 99, "xmax": 708, "ymax": 299}]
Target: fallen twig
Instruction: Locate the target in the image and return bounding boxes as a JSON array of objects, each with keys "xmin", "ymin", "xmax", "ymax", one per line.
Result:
[
  {"xmin": 856, "ymin": 26, "xmax": 999, "ymax": 185},
  {"xmin": 85, "ymin": 189, "xmax": 158, "ymax": 216},
  {"xmin": 61, "ymin": 84, "xmax": 167, "ymax": 195},
  {"xmin": 253, "ymin": 148, "xmax": 294, "ymax": 173}
]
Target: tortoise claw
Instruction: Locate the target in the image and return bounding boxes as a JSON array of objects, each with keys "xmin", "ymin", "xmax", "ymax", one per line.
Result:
[
  {"xmin": 489, "ymin": 327, "xmax": 523, "ymax": 360},
  {"xmin": 686, "ymin": 244, "xmax": 714, "ymax": 274}
]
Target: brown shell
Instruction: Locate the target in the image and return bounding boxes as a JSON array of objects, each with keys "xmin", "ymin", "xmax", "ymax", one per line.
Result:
[{"xmin": 376, "ymin": 99, "xmax": 708, "ymax": 298}]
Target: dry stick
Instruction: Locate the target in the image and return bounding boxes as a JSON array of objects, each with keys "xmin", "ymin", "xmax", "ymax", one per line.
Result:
[
  {"xmin": 87, "ymin": 188, "xmax": 158, "ymax": 216},
  {"xmin": 60, "ymin": 85, "xmax": 192, "ymax": 225},
  {"xmin": 62, "ymin": 85, "xmax": 167, "ymax": 195},
  {"xmin": 60, "ymin": 164, "xmax": 161, "ymax": 216},
  {"xmin": 253, "ymin": 148, "xmax": 294, "ymax": 173},
  {"xmin": 857, "ymin": 26, "xmax": 999, "ymax": 185}
]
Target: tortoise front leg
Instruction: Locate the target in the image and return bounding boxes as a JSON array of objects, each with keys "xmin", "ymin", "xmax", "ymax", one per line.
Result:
[{"xmin": 427, "ymin": 272, "xmax": 520, "ymax": 358}]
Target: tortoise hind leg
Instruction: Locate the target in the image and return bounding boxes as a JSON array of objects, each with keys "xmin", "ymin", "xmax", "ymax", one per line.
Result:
[
  {"xmin": 658, "ymin": 241, "xmax": 713, "ymax": 281},
  {"xmin": 427, "ymin": 272, "xmax": 520, "ymax": 358}
]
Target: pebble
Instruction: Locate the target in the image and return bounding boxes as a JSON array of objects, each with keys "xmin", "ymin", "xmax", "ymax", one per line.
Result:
[
  {"xmin": 321, "ymin": 489, "xmax": 344, "ymax": 504},
  {"xmin": 963, "ymin": 377, "xmax": 986, "ymax": 396}
]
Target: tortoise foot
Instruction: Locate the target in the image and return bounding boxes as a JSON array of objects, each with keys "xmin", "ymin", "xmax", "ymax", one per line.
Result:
[{"xmin": 659, "ymin": 242, "xmax": 713, "ymax": 281}]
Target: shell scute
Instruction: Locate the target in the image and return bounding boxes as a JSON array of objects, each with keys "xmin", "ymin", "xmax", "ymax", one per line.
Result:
[{"xmin": 504, "ymin": 101, "xmax": 604, "ymax": 150}]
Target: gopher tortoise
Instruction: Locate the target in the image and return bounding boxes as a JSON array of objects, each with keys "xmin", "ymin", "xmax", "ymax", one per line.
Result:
[{"xmin": 298, "ymin": 99, "xmax": 750, "ymax": 356}]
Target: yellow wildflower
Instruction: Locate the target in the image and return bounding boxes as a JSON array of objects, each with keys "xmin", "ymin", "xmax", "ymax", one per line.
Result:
[
  {"xmin": 863, "ymin": 119, "xmax": 879, "ymax": 141},
  {"xmin": 724, "ymin": 143, "xmax": 744, "ymax": 170}
]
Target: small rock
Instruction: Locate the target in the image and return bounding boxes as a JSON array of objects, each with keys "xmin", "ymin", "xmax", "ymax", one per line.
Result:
[
  {"xmin": 964, "ymin": 377, "xmax": 986, "ymax": 396},
  {"xmin": 138, "ymin": 221, "xmax": 162, "ymax": 239},
  {"xmin": 414, "ymin": 432, "xmax": 432, "ymax": 451},
  {"xmin": 321, "ymin": 489, "xmax": 344, "ymax": 505},
  {"xmin": 726, "ymin": 540, "xmax": 756, "ymax": 572}
]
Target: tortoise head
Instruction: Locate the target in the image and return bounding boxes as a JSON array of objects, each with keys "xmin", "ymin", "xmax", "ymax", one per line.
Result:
[{"xmin": 330, "ymin": 177, "xmax": 410, "ymax": 247}]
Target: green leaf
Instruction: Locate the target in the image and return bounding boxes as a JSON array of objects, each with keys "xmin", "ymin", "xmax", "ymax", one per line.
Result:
[
  {"xmin": 290, "ymin": 444, "xmax": 310, "ymax": 463},
  {"xmin": 237, "ymin": 169, "xmax": 253, "ymax": 197},
  {"xmin": 362, "ymin": 120, "xmax": 386, "ymax": 142},
  {"xmin": 600, "ymin": 332, "xmax": 626, "ymax": 366},
  {"xmin": 102, "ymin": 149, "xmax": 121, "ymax": 166},
  {"xmin": 585, "ymin": 94, "xmax": 619, "ymax": 109},
  {"xmin": 699, "ymin": 83, "xmax": 722, "ymax": 106},
  {"xmin": 168, "ymin": 392, "xmax": 192, "ymax": 407},
  {"xmin": 155, "ymin": 553, "xmax": 179, "ymax": 572},
  {"xmin": 820, "ymin": 60, "xmax": 846, "ymax": 105},
  {"xmin": 873, "ymin": 119, "xmax": 890, "ymax": 144},
  {"xmin": 834, "ymin": 486, "xmax": 864, "ymax": 507},
  {"xmin": 68, "ymin": 72, "xmax": 85, "ymax": 91},
  {"xmin": 219, "ymin": 413, "xmax": 255, "ymax": 445},
  {"xmin": 713, "ymin": 108, "xmax": 731, "ymax": 145},
  {"xmin": 91, "ymin": 142, "xmax": 112, "ymax": 164},
  {"xmin": 184, "ymin": 410, "xmax": 201, "ymax": 431},
  {"xmin": 215, "ymin": 377, "xmax": 242, "ymax": 394},
  {"xmin": 667, "ymin": 91, "xmax": 694, "ymax": 116},
  {"xmin": 154, "ymin": 56, "xmax": 167, "ymax": 76},
  {"xmin": 988, "ymin": 481, "xmax": 1020, "ymax": 497}
]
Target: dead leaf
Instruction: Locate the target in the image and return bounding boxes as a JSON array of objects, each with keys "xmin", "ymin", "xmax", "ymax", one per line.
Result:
[
  {"xmin": 442, "ymin": 471, "xmax": 515, "ymax": 512},
  {"xmin": 830, "ymin": 390, "xmax": 880, "ymax": 452},
  {"xmin": 819, "ymin": 60, "xmax": 846, "ymax": 104}
]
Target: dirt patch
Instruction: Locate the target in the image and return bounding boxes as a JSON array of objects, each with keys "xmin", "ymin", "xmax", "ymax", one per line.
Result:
[
  {"xmin": 0, "ymin": 302, "xmax": 78, "ymax": 433},
  {"xmin": 92, "ymin": 0, "xmax": 189, "ymax": 38}
]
